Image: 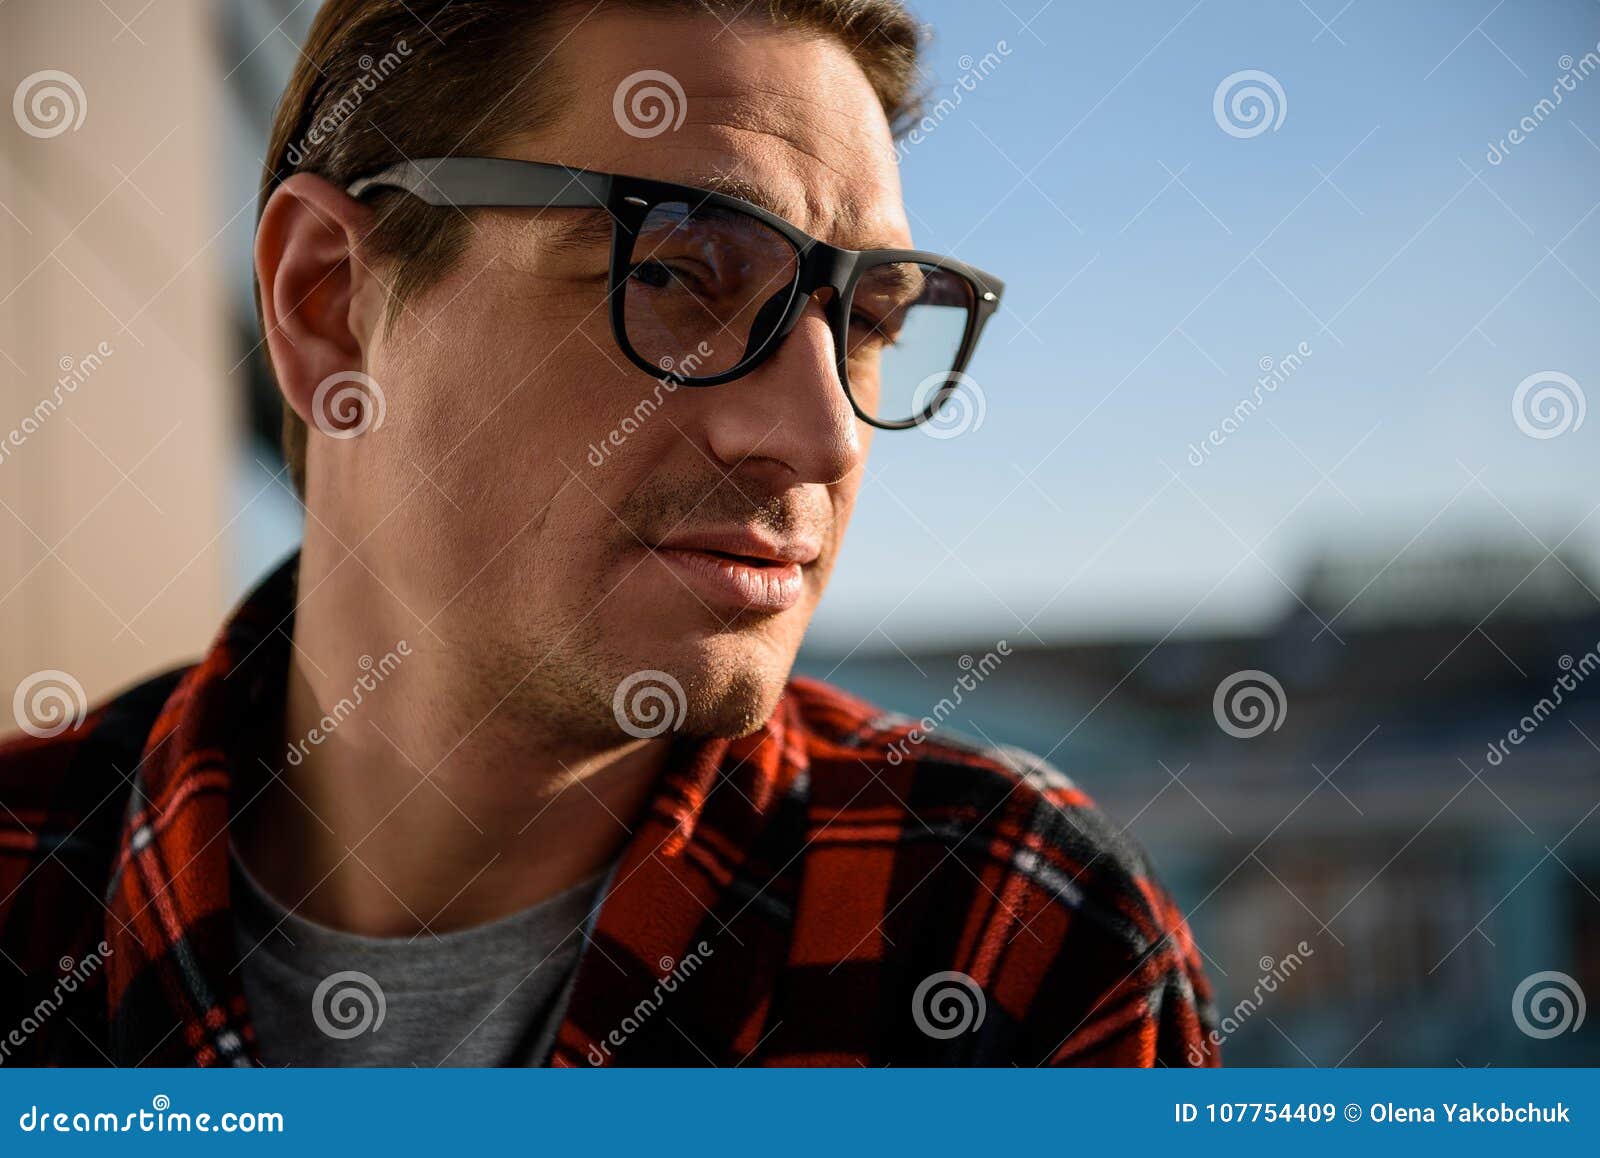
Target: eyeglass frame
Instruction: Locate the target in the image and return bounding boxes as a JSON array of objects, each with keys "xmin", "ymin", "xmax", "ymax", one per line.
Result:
[{"xmin": 344, "ymin": 157, "xmax": 1005, "ymax": 430}]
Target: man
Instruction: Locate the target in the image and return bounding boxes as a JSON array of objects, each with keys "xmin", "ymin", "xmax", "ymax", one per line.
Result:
[{"xmin": 0, "ymin": 0, "xmax": 1216, "ymax": 1066}]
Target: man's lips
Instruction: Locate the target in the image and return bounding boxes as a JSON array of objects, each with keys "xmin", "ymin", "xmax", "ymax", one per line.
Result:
[
  {"xmin": 655, "ymin": 527, "xmax": 820, "ymax": 567},
  {"xmin": 649, "ymin": 528, "xmax": 820, "ymax": 614}
]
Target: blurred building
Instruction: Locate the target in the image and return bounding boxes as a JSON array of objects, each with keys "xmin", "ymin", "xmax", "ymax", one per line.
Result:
[{"xmin": 797, "ymin": 543, "xmax": 1600, "ymax": 1065}]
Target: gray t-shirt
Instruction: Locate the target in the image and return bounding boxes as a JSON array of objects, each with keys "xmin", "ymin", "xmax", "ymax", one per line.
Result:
[{"xmin": 230, "ymin": 849, "xmax": 606, "ymax": 1066}]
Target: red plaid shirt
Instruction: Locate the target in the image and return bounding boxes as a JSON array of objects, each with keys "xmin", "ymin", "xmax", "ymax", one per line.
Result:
[{"xmin": 0, "ymin": 556, "xmax": 1217, "ymax": 1066}]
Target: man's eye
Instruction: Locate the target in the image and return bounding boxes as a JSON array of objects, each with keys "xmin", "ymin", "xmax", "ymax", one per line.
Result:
[
  {"xmin": 630, "ymin": 259, "xmax": 710, "ymax": 292},
  {"xmin": 850, "ymin": 310, "xmax": 900, "ymax": 348},
  {"xmin": 630, "ymin": 260, "xmax": 675, "ymax": 289}
]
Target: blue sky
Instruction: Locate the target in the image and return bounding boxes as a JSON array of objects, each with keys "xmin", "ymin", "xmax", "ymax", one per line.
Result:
[{"xmin": 800, "ymin": 0, "xmax": 1600, "ymax": 649}]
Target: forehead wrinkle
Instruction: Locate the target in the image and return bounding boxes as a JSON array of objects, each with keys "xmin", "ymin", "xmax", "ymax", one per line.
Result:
[
  {"xmin": 682, "ymin": 171, "xmax": 811, "ymax": 225},
  {"xmin": 688, "ymin": 83, "xmax": 892, "ymax": 167},
  {"xmin": 739, "ymin": 119, "xmax": 908, "ymax": 249},
  {"xmin": 677, "ymin": 167, "xmax": 903, "ymax": 253},
  {"xmin": 665, "ymin": 78, "xmax": 899, "ymax": 233}
]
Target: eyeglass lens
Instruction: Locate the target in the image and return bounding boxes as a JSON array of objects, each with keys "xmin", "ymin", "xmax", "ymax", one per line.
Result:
[{"xmin": 622, "ymin": 201, "xmax": 978, "ymax": 423}]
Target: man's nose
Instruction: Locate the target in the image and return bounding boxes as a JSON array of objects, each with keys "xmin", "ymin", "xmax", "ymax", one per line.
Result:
[{"xmin": 697, "ymin": 293, "xmax": 863, "ymax": 486}]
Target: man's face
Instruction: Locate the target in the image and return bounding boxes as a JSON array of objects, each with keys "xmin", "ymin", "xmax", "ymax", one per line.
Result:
[{"xmin": 320, "ymin": 10, "xmax": 909, "ymax": 742}]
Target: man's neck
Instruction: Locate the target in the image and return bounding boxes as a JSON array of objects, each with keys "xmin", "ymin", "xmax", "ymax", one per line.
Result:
[{"xmin": 231, "ymin": 546, "xmax": 668, "ymax": 939}]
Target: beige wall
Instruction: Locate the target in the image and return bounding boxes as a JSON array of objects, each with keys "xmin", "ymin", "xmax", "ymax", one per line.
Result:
[{"xmin": 1, "ymin": 3, "xmax": 232, "ymax": 713}]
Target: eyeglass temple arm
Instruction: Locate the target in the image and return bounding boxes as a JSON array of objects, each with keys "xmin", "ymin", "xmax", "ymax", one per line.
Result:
[{"xmin": 344, "ymin": 158, "xmax": 612, "ymax": 209}]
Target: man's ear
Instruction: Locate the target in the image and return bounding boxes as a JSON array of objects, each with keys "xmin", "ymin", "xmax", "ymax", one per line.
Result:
[{"xmin": 255, "ymin": 173, "xmax": 383, "ymax": 430}]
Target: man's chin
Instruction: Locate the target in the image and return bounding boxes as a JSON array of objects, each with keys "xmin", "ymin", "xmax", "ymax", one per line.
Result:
[
  {"xmin": 680, "ymin": 681, "xmax": 779, "ymax": 740},
  {"xmin": 614, "ymin": 646, "xmax": 789, "ymax": 742}
]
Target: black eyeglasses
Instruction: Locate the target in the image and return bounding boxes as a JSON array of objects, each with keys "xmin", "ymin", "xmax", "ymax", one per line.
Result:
[{"xmin": 346, "ymin": 157, "xmax": 1004, "ymax": 430}]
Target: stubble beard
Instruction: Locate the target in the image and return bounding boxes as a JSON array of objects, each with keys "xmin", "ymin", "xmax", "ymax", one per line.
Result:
[{"xmin": 459, "ymin": 610, "xmax": 788, "ymax": 753}]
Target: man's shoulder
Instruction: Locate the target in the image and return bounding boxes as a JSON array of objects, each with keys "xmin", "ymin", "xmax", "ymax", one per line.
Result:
[
  {"xmin": 0, "ymin": 666, "xmax": 189, "ymax": 1062},
  {"xmin": 0, "ymin": 666, "xmax": 189, "ymax": 879},
  {"xmin": 779, "ymin": 675, "xmax": 1215, "ymax": 1064},
  {"xmin": 783, "ymin": 674, "xmax": 1181, "ymax": 936}
]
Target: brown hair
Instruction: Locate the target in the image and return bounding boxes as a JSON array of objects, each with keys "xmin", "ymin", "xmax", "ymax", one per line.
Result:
[{"xmin": 258, "ymin": 0, "xmax": 925, "ymax": 494}]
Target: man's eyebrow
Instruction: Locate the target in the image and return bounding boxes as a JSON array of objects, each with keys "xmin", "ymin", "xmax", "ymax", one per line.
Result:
[
  {"xmin": 680, "ymin": 171, "xmax": 876, "ymax": 247},
  {"xmin": 682, "ymin": 172, "xmax": 797, "ymax": 220},
  {"xmin": 531, "ymin": 173, "xmax": 894, "ymax": 253},
  {"xmin": 857, "ymin": 260, "xmax": 927, "ymax": 300},
  {"xmin": 539, "ymin": 209, "xmax": 615, "ymax": 255}
]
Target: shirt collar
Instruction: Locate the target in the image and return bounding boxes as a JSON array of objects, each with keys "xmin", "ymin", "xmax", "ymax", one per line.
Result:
[{"xmin": 103, "ymin": 551, "xmax": 811, "ymax": 1066}]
